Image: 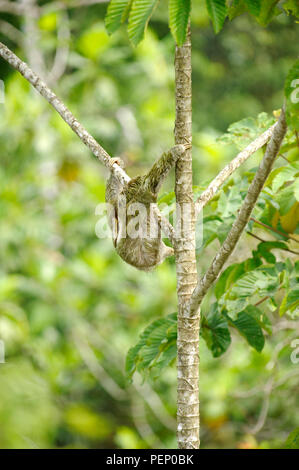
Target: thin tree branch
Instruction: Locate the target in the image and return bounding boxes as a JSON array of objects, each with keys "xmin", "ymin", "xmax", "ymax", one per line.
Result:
[
  {"xmin": 196, "ymin": 123, "xmax": 277, "ymax": 214},
  {"xmin": 254, "ymin": 295, "xmax": 270, "ymax": 307},
  {"xmin": 273, "ymin": 321, "xmax": 299, "ymax": 333},
  {"xmin": 247, "ymin": 231, "xmax": 299, "ymax": 255},
  {"xmin": 189, "ymin": 108, "xmax": 287, "ymax": 316}
]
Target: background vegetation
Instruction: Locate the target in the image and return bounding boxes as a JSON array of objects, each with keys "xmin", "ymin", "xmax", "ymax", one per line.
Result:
[{"xmin": 0, "ymin": 0, "xmax": 298, "ymax": 448}]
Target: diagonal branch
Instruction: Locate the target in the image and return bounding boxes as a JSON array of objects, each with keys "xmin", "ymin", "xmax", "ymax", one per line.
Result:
[
  {"xmin": 196, "ymin": 123, "xmax": 277, "ymax": 214},
  {"xmin": 0, "ymin": 41, "xmax": 182, "ymax": 242},
  {"xmin": 0, "ymin": 41, "xmax": 125, "ymax": 173},
  {"xmin": 188, "ymin": 108, "xmax": 287, "ymax": 316},
  {"xmin": 250, "ymin": 216, "xmax": 299, "ymax": 244}
]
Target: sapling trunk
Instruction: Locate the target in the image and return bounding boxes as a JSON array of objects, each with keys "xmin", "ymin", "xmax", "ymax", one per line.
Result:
[{"xmin": 174, "ymin": 26, "xmax": 200, "ymax": 449}]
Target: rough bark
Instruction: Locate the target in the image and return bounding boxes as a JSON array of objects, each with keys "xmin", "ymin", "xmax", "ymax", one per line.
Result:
[
  {"xmin": 189, "ymin": 108, "xmax": 287, "ymax": 316},
  {"xmin": 174, "ymin": 26, "xmax": 200, "ymax": 449}
]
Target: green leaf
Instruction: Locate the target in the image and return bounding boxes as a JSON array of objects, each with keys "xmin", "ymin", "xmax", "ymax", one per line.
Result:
[
  {"xmin": 283, "ymin": 0, "xmax": 299, "ymax": 18},
  {"xmin": 228, "ymin": 0, "xmax": 261, "ymax": 19},
  {"xmin": 215, "ymin": 262, "xmax": 246, "ymax": 300},
  {"xmin": 105, "ymin": 0, "xmax": 130, "ymax": 35},
  {"xmin": 169, "ymin": 0, "xmax": 191, "ymax": 46},
  {"xmin": 284, "ymin": 428, "xmax": 299, "ymax": 449},
  {"xmin": 128, "ymin": 0, "xmax": 159, "ymax": 46},
  {"xmin": 276, "ymin": 183, "xmax": 297, "ymax": 215},
  {"xmin": 243, "ymin": 0, "xmax": 261, "ymax": 16},
  {"xmin": 271, "ymin": 162, "xmax": 299, "ymax": 193},
  {"xmin": 258, "ymin": 0, "xmax": 280, "ymax": 26},
  {"xmin": 225, "ymin": 310, "xmax": 265, "ymax": 352},
  {"xmin": 125, "ymin": 313, "xmax": 177, "ymax": 379},
  {"xmin": 202, "ymin": 305, "xmax": 231, "ymax": 357},
  {"xmin": 218, "ymin": 185, "xmax": 243, "ymax": 218},
  {"xmin": 217, "ymin": 113, "xmax": 275, "ymax": 150},
  {"xmin": 205, "ymin": 0, "xmax": 228, "ymax": 33}
]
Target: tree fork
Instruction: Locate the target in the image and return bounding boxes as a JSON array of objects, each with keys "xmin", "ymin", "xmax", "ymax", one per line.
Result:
[{"xmin": 174, "ymin": 25, "xmax": 200, "ymax": 449}]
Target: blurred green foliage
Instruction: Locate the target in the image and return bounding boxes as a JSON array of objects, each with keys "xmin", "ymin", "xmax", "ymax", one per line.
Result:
[{"xmin": 0, "ymin": 1, "xmax": 298, "ymax": 449}]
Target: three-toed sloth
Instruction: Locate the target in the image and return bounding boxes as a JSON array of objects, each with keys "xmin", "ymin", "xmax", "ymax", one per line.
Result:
[{"xmin": 105, "ymin": 145, "xmax": 185, "ymax": 271}]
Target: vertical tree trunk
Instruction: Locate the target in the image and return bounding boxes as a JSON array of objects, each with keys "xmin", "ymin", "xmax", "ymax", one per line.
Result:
[{"xmin": 174, "ymin": 26, "xmax": 200, "ymax": 449}]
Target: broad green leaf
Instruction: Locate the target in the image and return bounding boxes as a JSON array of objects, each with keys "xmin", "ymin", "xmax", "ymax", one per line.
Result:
[
  {"xmin": 284, "ymin": 428, "xmax": 299, "ymax": 449},
  {"xmin": 205, "ymin": 0, "xmax": 228, "ymax": 33},
  {"xmin": 169, "ymin": 0, "xmax": 191, "ymax": 46},
  {"xmin": 243, "ymin": 305, "xmax": 272, "ymax": 335},
  {"xmin": 257, "ymin": 241, "xmax": 290, "ymax": 264},
  {"xmin": 105, "ymin": 0, "xmax": 130, "ymax": 35},
  {"xmin": 225, "ymin": 310, "xmax": 265, "ymax": 352},
  {"xmin": 230, "ymin": 269, "xmax": 279, "ymax": 298},
  {"xmin": 279, "ymin": 289, "xmax": 299, "ymax": 316},
  {"xmin": 128, "ymin": 0, "xmax": 159, "ymax": 46},
  {"xmin": 126, "ymin": 319, "xmax": 160, "ymax": 377},
  {"xmin": 228, "ymin": 0, "xmax": 261, "ymax": 19},
  {"xmin": 158, "ymin": 191, "xmax": 175, "ymax": 206},
  {"xmin": 202, "ymin": 306, "xmax": 231, "ymax": 357},
  {"xmin": 228, "ymin": 0, "xmax": 246, "ymax": 20}
]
